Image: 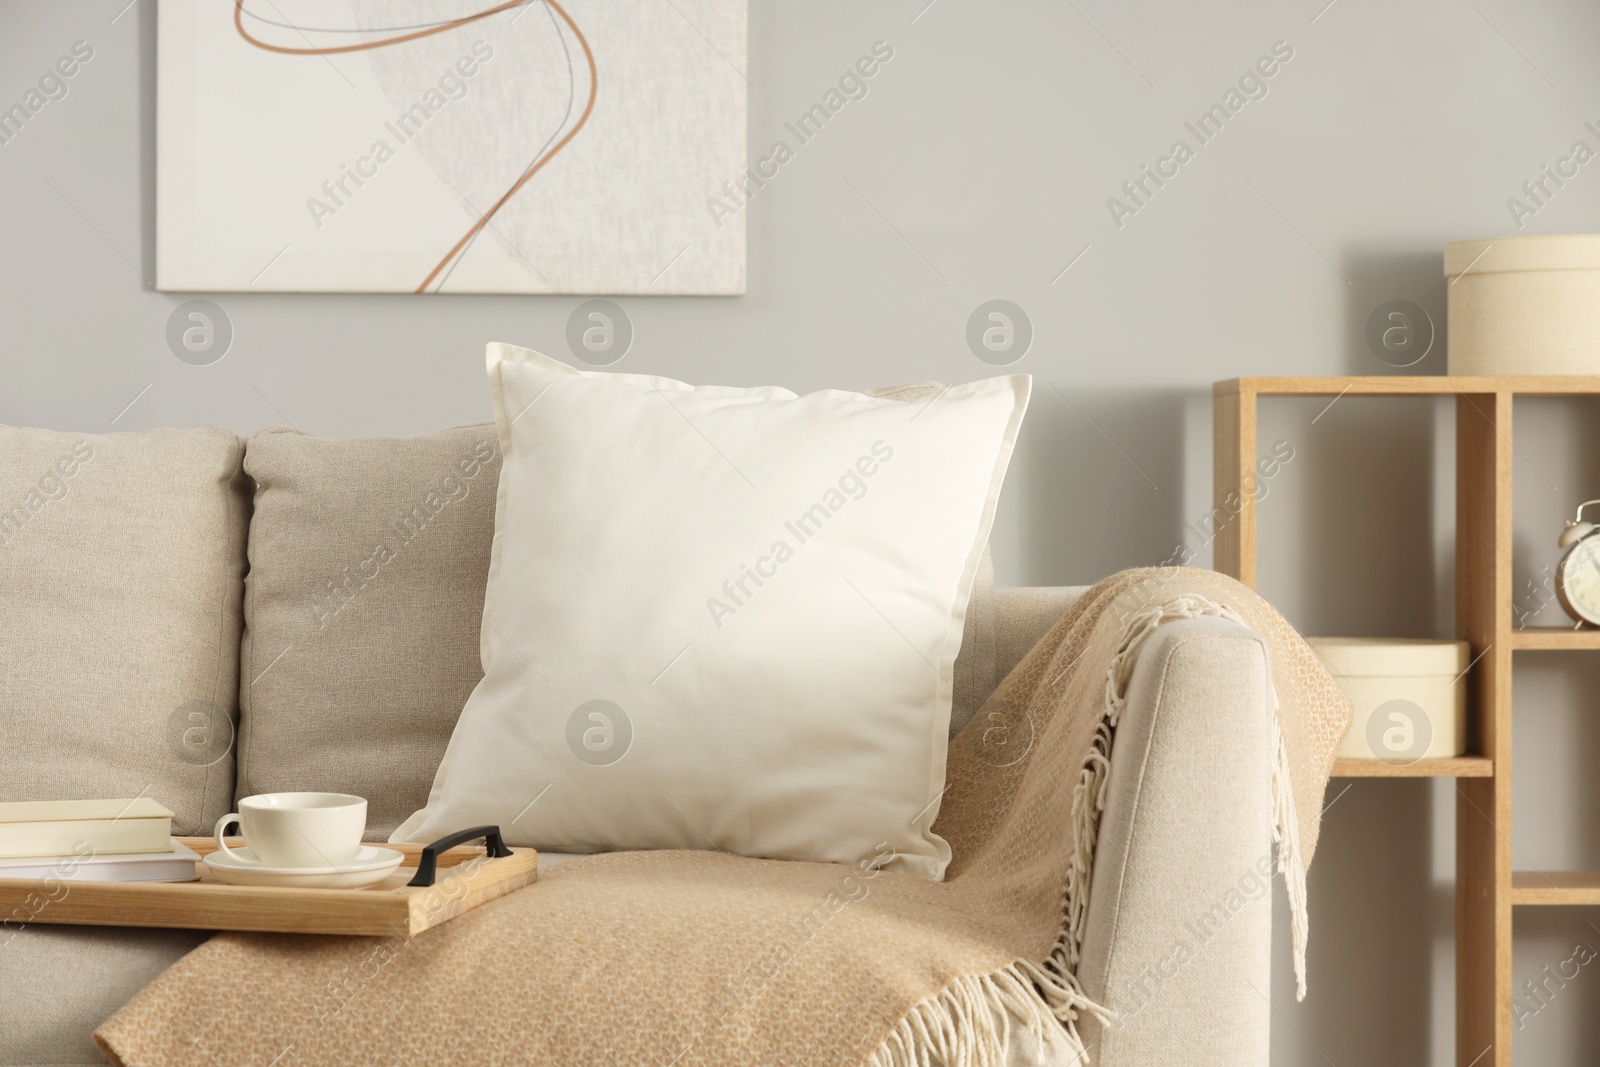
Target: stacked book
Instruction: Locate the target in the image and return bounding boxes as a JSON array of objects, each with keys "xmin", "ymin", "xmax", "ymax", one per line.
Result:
[{"xmin": 0, "ymin": 799, "xmax": 199, "ymax": 882}]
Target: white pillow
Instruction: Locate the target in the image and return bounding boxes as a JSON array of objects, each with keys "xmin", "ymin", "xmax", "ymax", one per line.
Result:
[{"xmin": 394, "ymin": 345, "xmax": 1030, "ymax": 879}]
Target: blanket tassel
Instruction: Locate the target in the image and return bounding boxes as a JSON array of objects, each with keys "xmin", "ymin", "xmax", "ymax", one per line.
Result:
[{"xmin": 868, "ymin": 592, "xmax": 1310, "ymax": 1066}]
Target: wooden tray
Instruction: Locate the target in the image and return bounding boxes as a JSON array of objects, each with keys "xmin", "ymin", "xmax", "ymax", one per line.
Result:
[{"xmin": 0, "ymin": 827, "xmax": 537, "ymax": 936}]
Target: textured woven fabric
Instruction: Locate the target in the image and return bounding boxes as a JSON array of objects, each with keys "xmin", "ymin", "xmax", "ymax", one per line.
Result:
[
  {"xmin": 237, "ymin": 424, "xmax": 502, "ymax": 839},
  {"xmin": 97, "ymin": 568, "xmax": 1348, "ymax": 1067},
  {"xmin": 0, "ymin": 426, "xmax": 248, "ymax": 836}
]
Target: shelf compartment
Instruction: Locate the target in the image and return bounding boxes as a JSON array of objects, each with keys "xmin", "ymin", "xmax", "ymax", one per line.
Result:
[
  {"xmin": 1331, "ymin": 756, "xmax": 1493, "ymax": 778},
  {"xmin": 1511, "ymin": 626, "xmax": 1600, "ymax": 650},
  {"xmin": 1512, "ymin": 871, "xmax": 1600, "ymax": 906}
]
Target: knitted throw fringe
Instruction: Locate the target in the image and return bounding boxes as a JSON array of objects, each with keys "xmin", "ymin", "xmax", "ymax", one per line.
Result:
[{"xmin": 866, "ymin": 592, "xmax": 1312, "ymax": 1067}]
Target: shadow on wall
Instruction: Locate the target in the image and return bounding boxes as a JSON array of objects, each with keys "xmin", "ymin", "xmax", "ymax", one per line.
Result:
[
  {"xmin": 1254, "ymin": 391, "xmax": 1447, "ymax": 1066},
  {"xmin": 1324, "ymin": 247, "xmax": 1451, "ymax": 635},
  {"xmin": 1258, "ymin": 394, "xmax": 1442, "ymax": 639},
  {"xmin": 1510, "ymin": 397, "xmax": 1600, "ymax": 631},
  {"xmin": 1513, "ymin": 905, "xmax": 1600, "ymax": 1061},
  {"xmin": 1514, "ymin": 652, "xmax": 1600, "ymax": 877},
  {"xmin": 1273, "ymin": 778, "xmax": 1437, "ymax": 1066},
  {"xmin": 1015, "ymin": 386, "xmax": 1185, "ymax": 585},
  {"xmin": 1340, "ymin": 248, "xmax": 1450, "ymax": 379},
  {"xmin": 1304, "ymin": 396, "xmax": 1440, "ymax": 637},
  {"xmin": 137, "ymin": 0, "xmax": 156, "ymax": 280},
  {"xmin": 1508, "ymin": 403, "xmax": 1600, "ymax": 882}
]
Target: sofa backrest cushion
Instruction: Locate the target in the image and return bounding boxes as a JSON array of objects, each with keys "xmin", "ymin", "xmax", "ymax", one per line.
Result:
[
  {"xmin": 237, "ymin": 423, "xmax": 501, "ymax": 840},
  {"xmin": 240, "ymin": 417, "xmax": 999, "ymax": 841},
  {"xmin": 994, "ymin": 586, "xmax": 1089, "ymax": 679},
  {"xmin": 0, "ymin": 426, "xmax": 249, "ymax": 836}
]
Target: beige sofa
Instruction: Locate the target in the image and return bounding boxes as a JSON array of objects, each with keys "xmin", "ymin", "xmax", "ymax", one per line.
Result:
[{"xmin": 0, "ymin": 425, "xmax": 1275, "ymax": 1067}]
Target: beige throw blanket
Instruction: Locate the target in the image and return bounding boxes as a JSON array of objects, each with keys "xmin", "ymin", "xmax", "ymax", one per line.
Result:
[{"xmin": 96, "ymin": 569, "xmax": 1349, "ymax": 1067}]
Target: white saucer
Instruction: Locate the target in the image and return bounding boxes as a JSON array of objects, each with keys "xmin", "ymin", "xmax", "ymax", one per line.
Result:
[{"xmin": 203, "ymin": 845, "xmax": 406, "ymax": 889}]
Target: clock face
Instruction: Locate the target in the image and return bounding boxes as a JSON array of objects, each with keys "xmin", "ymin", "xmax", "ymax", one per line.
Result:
[{"xmin": 1559, "ymin": 537, "xmax": 1600, "ymax": 625}]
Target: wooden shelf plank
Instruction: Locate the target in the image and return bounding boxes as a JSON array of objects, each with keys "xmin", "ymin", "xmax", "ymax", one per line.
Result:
[
  {"xmin": 1512, "ymin": 871, "xmax": 1600, "ymax": 906},
  {"xmin": 1217, "ymin": 375, "xmax": 1600, "ymax": 397},
  {"xmin": 1454, "ymin": 389, "xmax": 1515, "ymax": 1064},
  {"xmin": 1512, "ymin": 626, "xmax": 1600, "ymax": 650},
  {"xmin": 1212, "ymin": 387, "xmax": 1253, "ymax": 585},
  {"xmin": 1332, "ymin": 756, "xmax": 1493, "ymax": 778}
]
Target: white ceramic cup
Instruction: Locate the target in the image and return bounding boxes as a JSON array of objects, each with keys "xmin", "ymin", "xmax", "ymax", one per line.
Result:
[{"xmin": 213, "ymin": 792, "xmax": 367, "ymax": 869}]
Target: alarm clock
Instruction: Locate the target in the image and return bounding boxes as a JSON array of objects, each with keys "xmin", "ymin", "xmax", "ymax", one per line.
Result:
[{"xmin": 1556, "ymin": 499, "xmax": 1600, "ymax": 627}]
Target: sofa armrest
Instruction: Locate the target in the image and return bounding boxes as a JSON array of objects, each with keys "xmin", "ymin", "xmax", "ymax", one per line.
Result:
[{"xmin": 1073, "ymin": 615, "xmax": 1275, "ymax": 1067}]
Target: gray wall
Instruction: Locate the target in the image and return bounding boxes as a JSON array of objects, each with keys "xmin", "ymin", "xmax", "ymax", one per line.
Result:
[{"xmin": 5, "ymin": 0, "xmax": 1600, "ymax": 1062}]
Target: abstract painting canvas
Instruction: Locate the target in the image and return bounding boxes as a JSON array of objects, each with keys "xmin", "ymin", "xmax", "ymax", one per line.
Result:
[{"xmin": 157, "ymin": 1, "xmax": 747, "ymax": 294}]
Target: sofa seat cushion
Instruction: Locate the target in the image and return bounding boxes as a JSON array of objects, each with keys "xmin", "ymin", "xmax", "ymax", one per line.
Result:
[
  {"xmin": 0, "ymin": 426, "xmax": 249, "ymax": 835},
  {"xmin": 0, "ymin": 925, "xmax": 208, "ymax": 1066}
]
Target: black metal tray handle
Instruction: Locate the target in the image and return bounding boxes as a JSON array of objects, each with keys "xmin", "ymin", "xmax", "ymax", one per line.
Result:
[{"xmin": 407, "ymin": 825, "xmax": 513, "ymax": 887}]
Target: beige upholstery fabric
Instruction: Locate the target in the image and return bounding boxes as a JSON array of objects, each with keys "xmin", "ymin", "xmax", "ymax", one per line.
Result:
[
  {"xmin": 1076, "ymin": 616, "xmax": 1274, "ymax": 1067},
  {"xmin": 237, "ymin": 424, "xmax": 500, "ymax": 839},
  {"xmin": 994, "ymin": 586, "xmax": 1088, "ymax": 681},
  {"xmin": 0, "ymin": 426, "xmax": 248, "ymax": 836},
  {"xmin": 8, "ymin": 583, "xmax": 1275, "ymax": 1067},
  {"xmin": 984, "ymin": 597, "xmax": 1274, "ymax": 1067},
  {"xmin": 982, "ymin": 601, "xmax": 1274, "ymax": 1067},
  {"xmin": 99, "ymin": 571, "xmax": 1341, "ymax": 1067},
  {"xmin": 0, "ymin": 926, "xmax": 207, "ymax": 1067}
]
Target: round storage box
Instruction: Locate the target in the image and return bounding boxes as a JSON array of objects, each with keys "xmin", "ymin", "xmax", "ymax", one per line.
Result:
[
  {"xmin": 1308, "ymin": 638, "xmax": 1468, "ymax": 761},
  {"xmin": 1445, "ymin": 234, "xmax": 1600, "ymax": 375}
]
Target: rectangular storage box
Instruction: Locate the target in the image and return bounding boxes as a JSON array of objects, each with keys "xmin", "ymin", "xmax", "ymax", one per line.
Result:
[
  {"xmin": 1446, "ymin": 234, "xmax": 1600, "ymax": 376},
  {"xmin": 1309, "ymin": 638, "xmax": 1468, "ymax": 761}
]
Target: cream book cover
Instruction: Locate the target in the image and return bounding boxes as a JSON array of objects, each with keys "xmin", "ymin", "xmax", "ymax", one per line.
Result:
[{"xmin": 0, "ymin": 799, "xmax": 175, "ymax": 859}]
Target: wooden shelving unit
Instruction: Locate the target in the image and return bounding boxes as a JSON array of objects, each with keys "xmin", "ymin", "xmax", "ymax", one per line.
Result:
[{"xmin": 1215, "ymin": 375, "xmax": 1600, "ymax": 1067}]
